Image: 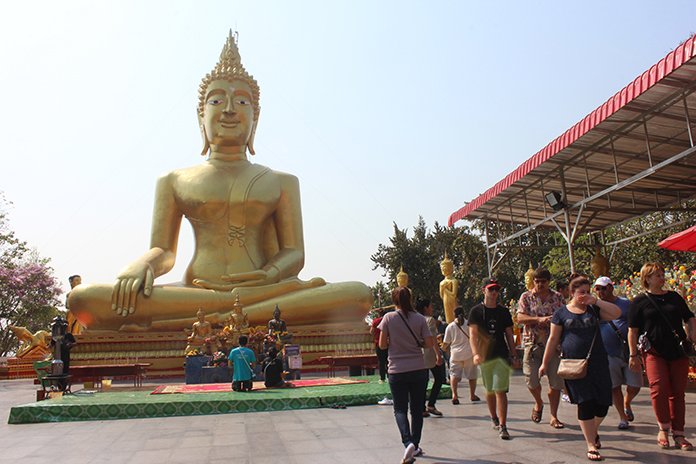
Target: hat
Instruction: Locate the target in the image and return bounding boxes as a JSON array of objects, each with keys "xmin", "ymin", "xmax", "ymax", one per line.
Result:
[
  {"xmin": 593, "ymin": 276, "xmax": 614, "ymax": 287},
  {"xmin": 483, "ymin": 278, "xmax": 501, "ymax": 289}
]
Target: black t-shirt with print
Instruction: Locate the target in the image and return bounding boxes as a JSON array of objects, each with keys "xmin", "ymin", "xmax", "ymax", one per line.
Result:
[{"xmin": 468, "ymin": 304, "xmax": 513, "ymax": 361}]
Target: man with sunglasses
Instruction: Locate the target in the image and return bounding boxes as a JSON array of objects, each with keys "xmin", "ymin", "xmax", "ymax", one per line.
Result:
[
  {"xmin": 517, "ymin": 267, "xmax": 566, "ymax": 428},
  {"xmin": 595, "ymin": 276, "xmax": 642, "ymax": 429},
  {"xmin": 470, "ymin": 278, "xmax": 518, "ymax": 439}
]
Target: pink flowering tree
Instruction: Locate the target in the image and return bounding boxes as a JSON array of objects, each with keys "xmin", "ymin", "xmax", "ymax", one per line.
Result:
[{"xmin": 0, "ymin": 192, "xmax": 62, "ymax": 356}]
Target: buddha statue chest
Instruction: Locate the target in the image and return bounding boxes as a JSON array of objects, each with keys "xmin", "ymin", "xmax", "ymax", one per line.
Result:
[{"xmin": 172, "ymin": 163, "xmax": 281, "ymax": 226}]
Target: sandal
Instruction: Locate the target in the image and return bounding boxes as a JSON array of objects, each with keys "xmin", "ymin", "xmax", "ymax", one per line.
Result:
[
  {"xmin": 426, "ymin": 406, "xmax": 442, "ymax": 416},
  {"xmin": 595, "ymin": 435, "xmax": 601, "ymax": 449},
  {"xmin": 624, "ymin": 409, "xmax": 634, "ymax": 422},
  {"xmin": 414, "ymin": 447, "xmax": 424, "ymax": 457},
  {"xmin": 657, "ymin": 430, "xmax": 670, "ymax": 449},
  {"xmin": 674, "ymin": 435, "xmax": 693, "ymax": 451},
  {"xmin": 587, "ymin": 450, "xmax": 602, "ymax": 461},
  {"xmin": 470, "ymin": 395, "xmax": 481, "ymax": 402},
  {"xmin": 618, "ymin": 422, "xmax": 629, "ymax": 430},
  {"xmin": 451, "ymin": 398, "xmax": 460, "ymax": 405},
  {"xmin": 531, "ymin": 405, "xmax": 543, "ymax": 423},
  {"xmin": 550, "ymin": 419, "xmax": 565, "ymax": 429}
]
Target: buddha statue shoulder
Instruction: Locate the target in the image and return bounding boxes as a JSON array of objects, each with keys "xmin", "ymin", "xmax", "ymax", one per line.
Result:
[{"xmin": 68, "ymin": 31, "xmax": 372, "ymax": 332}]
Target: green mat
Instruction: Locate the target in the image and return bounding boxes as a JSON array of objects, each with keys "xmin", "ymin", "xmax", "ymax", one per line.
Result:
[{"xmin": 8, "ymin": 375, "xmax": 451, "ymax": 424}]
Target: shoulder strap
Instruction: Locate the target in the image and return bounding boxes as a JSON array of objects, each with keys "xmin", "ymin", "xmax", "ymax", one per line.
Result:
[
  {"xmin": 456, "ymin": 321, "xmax": 470, "ymax": 339},
  {"xmin": 644, "ymin": 293, "xmax": 682, "ymax": 341},
  {"xmin": 396, "ymin": 311, "xmax": 424, "ymax": 348},
  {"xmin": 608, "ymin": 320, "xmax": 626, "ymax": 342}
]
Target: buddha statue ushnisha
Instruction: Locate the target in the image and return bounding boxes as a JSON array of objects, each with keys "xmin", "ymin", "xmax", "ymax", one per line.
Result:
[
  {"xmin": 68, "ymin": 31, "xmax": 373, "ymax": 332},
  {"xmin": 439, "ymin": 253, "xmax": 458, "ymax": 324}
]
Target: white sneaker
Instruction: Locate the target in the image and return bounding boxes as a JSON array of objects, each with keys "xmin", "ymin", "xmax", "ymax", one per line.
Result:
[{"xmin": 378, "ymin": 397, "xmax": 393, "ymax": 405}]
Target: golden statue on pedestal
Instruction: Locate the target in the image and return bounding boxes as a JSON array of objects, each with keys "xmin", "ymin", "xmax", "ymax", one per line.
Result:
[
  {"xmin": 439, "ymin": 253, "xmax": 458, "ymax": 324},
  {"xmin": 8, "ymin": 326, "xmax": 51, "ymax": 358},
  {"xmin": 185, "ymin": 308, "xmax": 216, "ymax": 355},
  {"xmin": 230, "ymin": 294, "xmax": 250, "ymax": 335},
  {"xmin": 68, "ymin": 31, "xmax": 372, "ymax": 332}
]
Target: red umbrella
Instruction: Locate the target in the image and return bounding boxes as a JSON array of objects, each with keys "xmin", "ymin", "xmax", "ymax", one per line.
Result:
[{"xmin": 658, "ymin": 225, "xmax": 696, "ymax": 251}]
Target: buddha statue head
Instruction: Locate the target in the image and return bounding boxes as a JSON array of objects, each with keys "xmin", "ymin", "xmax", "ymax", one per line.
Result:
[
  {"xmin": 68, "ymin": 275, "xmax": 82, "ymax": 289},
  {"xmin": 440, "ymin": 253, "xmax": 453, "ymax": 278},
  {"xmin": 273, "ymin": 304, "xmax": 281, "ymax": 320},
  {"xmin": 196, "ymin": 307, "xmax": 205, "ymax": 322},
  {"xmin": 233, "ymin": 294, "xmax": 244, "ymax": 315},
  {"xmin": 396, "ymin": 266, "xmax": 408, "ymax": 288},
  {"xmin": 198, "ymin": 31, "xmax": 261, "ymax": 157}
]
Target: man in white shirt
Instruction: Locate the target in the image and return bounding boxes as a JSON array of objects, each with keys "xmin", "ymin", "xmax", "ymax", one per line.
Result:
[{"xmin": 442, "ymin": 306, "xmax": 479, "ymax": 404}]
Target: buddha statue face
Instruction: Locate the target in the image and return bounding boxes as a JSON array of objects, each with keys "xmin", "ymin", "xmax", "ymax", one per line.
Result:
[
  {"xmin": 396, "ymin": 273, "xmax": 408, "ymax": 287},
  {"xmin": 196, "ymin": 308, "xmax": 205, "ymax": 321},
  {"xmin": 440, "ymin": 261, "xmax": 453, "ymax": 277},
  {"xmin": 69, "ymin": 275, "xmax": 82, "ymax": 289},
  {"xmin": 202, "ymin": 80, "xmax": 255, "ymax": 150},
  {"xmin": 273, "ymin": 308, "xmax": 281, "ymax": 320}
]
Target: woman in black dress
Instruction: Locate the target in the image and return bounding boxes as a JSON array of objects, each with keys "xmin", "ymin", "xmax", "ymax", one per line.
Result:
[{"xmin": 540, "ymin": 276, "xmax": 620, "ymax": 461}]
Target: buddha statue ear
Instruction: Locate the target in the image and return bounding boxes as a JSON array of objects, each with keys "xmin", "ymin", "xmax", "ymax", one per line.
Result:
[
  {"xmin": 247, "ymin": 111, "xmax": 260, "ymax": 156},
  {"xmin": 199, "ymin": 122, "xmax": 210, "ymax": 157}
]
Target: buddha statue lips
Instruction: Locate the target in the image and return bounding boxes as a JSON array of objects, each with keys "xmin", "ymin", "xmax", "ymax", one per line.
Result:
[{"xmin": 67, "ymin": 31, "xmax": 373, "ymax": 332}]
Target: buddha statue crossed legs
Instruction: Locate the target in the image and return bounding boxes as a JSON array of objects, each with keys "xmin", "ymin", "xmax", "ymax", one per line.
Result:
[{"xmin": 69, "ymin": 32, "xmax": 372, "ymax": 332}]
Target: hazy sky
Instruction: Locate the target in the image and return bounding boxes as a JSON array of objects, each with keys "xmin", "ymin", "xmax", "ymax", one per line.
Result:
[{"xmin": 1, "ymin": 1, "xmax": 695, "ymax": 302}]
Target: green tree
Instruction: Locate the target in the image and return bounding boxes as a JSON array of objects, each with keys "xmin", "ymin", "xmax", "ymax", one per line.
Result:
[{"xmin": 0, "ymin": 192, "xmax": 62, "ymax": 356}]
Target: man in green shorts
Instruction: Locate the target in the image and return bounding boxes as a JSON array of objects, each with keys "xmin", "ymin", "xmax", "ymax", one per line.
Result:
[{"xmin": 469, "ymin": 278, "xmax": 519, "ymax": 439}]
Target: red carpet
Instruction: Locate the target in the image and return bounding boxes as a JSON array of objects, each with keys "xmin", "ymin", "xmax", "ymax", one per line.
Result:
[{"xmin": 151, "ymin": 377, "xmax": 369, "ymax": 394}]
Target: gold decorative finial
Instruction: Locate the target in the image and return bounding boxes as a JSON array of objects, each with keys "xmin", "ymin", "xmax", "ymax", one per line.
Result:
[
  {"xmin": 198, "ymin": 30, "xmax": 260, "ymax": 121},
  {"xmin": 233, "ymin": 294, "xmax": 243, "ymax": 310}
]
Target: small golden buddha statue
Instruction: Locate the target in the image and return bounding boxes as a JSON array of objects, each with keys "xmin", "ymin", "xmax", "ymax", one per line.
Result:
[
  {"xmin": 396, "ymin": 266, "xmax": 409, "ymax": 288},
  {"xmin": 230, "ymin": 294, "xmax": 250, "ymax": 335},
  {"xmin": 68, "ymin": 31, "xmax": 373, "ymax": 332},
  {"xmin": 524, "ymin": 263, "xmax": 535, "ymax": 290},
  {"xmin": 185, "ymin": 308, "xmax": 216, "ymax": 355},
  {"xmin": 439, "ymin": 253, "xmax": 458, "ymax": 324},
  {"xmin": 590, "ymin": 244, "xmax": 610, "ymax": 279},
  {"xmin": 65, "ymin": 275, "xmax": 84, "ymax": 335}
]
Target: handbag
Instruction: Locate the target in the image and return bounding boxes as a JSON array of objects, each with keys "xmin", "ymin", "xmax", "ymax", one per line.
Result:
[
  {"xmin": 557, "ymin": 309, "xmax": 599, "ymax": 380},
  {"xmin": 644, "ymin": 293, "xmax": 696, "ymax": 359}
]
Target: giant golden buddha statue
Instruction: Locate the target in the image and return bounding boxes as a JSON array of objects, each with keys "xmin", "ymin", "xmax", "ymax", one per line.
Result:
[{"xmin": 69, "ymin": 32, "xmax": 373, "ymax": 332}]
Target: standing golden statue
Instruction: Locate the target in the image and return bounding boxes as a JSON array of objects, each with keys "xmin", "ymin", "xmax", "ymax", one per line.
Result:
[
  {"xmin": 524, "ymin": 263, "xmax": 535, "ymax": 290},
  {"xmin": 439, "ymin": 253, "xmax": 458, "ymax": 324},
  {"xmin": 590, "ymin": 244, "xmax": 610, "ymax": 279},
  {"xmin": 69, "ymin": 31, "xmax": 372, "ymax": 332}
]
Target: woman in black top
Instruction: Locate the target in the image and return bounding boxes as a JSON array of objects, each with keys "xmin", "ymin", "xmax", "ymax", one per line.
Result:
[{"xmin": 628, "ymin": 262, "xmax": 696, "ymax": 451}]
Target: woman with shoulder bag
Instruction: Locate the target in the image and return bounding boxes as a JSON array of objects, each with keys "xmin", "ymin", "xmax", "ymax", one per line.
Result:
[
  {"xmin": 379, "ymin": 287, "xmax": 434, "ymax": 464},
  {"xmin": 627, "ymin": 262, "xmax": 696, "ymax": 451},
  {"xmin": 539, "ymin": 276, "xmax": 621, "ymax": 461}
]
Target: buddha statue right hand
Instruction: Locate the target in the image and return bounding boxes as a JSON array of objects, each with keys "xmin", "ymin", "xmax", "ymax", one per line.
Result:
[{"xmin": 112, "ymin": 260, "xmax": 155, "ymax": 316}]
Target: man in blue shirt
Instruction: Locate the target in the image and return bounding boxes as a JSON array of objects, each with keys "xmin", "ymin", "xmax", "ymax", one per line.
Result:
[
  {"xmin": 595, "ymin": 276, "xmax": 643, "ymax": 429},
  {"xmin": 228, "ymin": 335, "xmax": 257, "ymax": 392}
]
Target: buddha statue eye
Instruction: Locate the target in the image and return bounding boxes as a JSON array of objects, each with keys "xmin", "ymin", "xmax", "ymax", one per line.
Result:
[
  {"xmin": 207, "ymin": 99, "xmax": 224, "ymax": 106},
  {"xmin": 236, "ymin": 99, "xmax": 250, "ymax": 106}
]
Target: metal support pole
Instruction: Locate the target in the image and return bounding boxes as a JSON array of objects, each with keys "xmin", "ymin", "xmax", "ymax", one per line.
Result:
[
  {"xmin": 559, "ymin": 169, "xmax": 576, "ymax": 273},
  {"xmin": 484, "ymin": 219, "xmax": 492, "ymax": 277}
]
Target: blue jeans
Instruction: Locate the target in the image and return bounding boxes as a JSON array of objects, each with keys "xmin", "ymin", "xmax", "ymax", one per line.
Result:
[{"xmin": 389, "ymin": 369, "xmax": 429, "ymax": 448}]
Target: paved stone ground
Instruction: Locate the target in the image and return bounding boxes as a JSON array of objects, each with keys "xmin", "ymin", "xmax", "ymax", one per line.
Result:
[{"xmin": 1, "ymin": 371, "xmax": 694, "ymax": 464}]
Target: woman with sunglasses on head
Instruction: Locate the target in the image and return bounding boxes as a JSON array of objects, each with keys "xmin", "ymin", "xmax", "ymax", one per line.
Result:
[
  {"xmin": 627, "ymin": 262, "xmax": 696, "ymax": 451},
  {"xmin": 540, "ymin": 276, "xmax": 620, "ymax": 461},
  {"xmin": 379, "ymin": 287, "xmax": 435, "ymax": 464}
]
